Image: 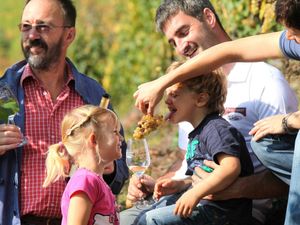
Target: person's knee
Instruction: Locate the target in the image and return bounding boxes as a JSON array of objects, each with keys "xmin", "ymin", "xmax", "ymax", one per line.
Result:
[
  {"xmin": 251, "ymin": 139, "xmax": 270, "ymax": 163},
  {"xmin": 120, "ymin": 206, "xmax": 145, "ymax": 225},
  {"xmin": 250, "ymin": 136, "xmax": 292, "ymax": 163},
  {"xmin": 137, "ymin": 209, "xmax": 158, "ymax": 225},
  {"xmin": 136, "ymin": 208, "xmax": 170, "ymax": 225}
]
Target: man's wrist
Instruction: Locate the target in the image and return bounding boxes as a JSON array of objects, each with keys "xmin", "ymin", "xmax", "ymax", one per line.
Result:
[{"xmin": 282, "ymin": 113, "xmax": 298, "ymax": 134}]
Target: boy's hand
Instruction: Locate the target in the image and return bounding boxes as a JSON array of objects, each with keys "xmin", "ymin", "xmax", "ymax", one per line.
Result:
[
  {"xmin": 154, "ymin": 178, "xmax": 182, "ymax": 200},
  {"xmin": 174, "ymin": 189, "xmax": 199, "ymax": 217}
]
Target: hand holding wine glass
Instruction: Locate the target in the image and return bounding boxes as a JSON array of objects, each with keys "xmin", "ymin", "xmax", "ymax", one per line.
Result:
[
  {"xmin": 0, "ymin": 82, "xmax": 27, "ymax": 147},
  {"xmin": 126, "ymin": 138, "xmax": 151, "ymax": 208}
]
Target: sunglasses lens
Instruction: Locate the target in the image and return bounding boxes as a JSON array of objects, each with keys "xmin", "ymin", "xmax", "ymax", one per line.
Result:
[
  {"xmin": 19, "ymin": 24, "xmax": 32, "ymax": 32},
  {"xmin": 36, "ymin": 24, "xmax": 50, "ymax": 33}
]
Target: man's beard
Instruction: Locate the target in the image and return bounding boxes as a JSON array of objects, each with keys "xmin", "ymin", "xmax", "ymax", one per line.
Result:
[{"xmin": 21, "ymin": 37, "xmax": 63, "ymax": 70}]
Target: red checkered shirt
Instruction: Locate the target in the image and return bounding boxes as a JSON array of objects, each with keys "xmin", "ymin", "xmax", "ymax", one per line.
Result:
[{"xmin": 20, "ymin": 64, "xmax": 84, "ymax": 217}]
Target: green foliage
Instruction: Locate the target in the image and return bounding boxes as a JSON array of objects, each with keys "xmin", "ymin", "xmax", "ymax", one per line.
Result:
[
  {"xmin": 212, "ymin": 0, "xmax": 259, "ymax": 38},
  {"xmin": 0, "ymin": 29, "xmax": 10, "ymax": 58},
  {"xmin": 211, "ymin": 0, "xmax": 281, "ymax": 39},
  {"xmin": 0, "ymin": 1, "xmax": 23, "ymax": 68},
  {"xmin": 70, "ymin": 0, "xmax": 173, "ymax": 114}
]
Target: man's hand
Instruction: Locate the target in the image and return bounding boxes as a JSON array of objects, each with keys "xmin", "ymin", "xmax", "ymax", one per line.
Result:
[
  {"xmin": 0, "ymin": 124, "xmax": 23, "ymax": 155},
  {"xmin": 126, "ymin": 174, "xmax": 156, "ymax": 203},
  {"xmin": 192, "ymin": 160, "xmax": 241, "ymax": 200},
  {"xmin": 133, "ymin": 79, "xmax": 165, "ymax": 115},
  {"xmin": 154, "ymin": 178, "xmax": 192, "ymax": 201},
  {"xmin": 154, "ymin": 178, "xmax": 182, "ymax": 200},
  {"xmin": 192, "ymin": 160, "xmax": 216, "ymax": 185},
  {"xmin": 249, "ymin": 114, "xmax": 285, "ymax": 141}
]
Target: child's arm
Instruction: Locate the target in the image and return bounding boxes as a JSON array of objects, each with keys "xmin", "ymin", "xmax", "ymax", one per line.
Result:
[
  {"xmin": 174, "ymin": 153, "xmax": 241, "ymax": 217},
  {"xmin": 67, "ymin": 192, "xmax": 93, "ymax": 225},
  {"xmin": 193, "ymin": 160, "xmax": 288, "ymax": 200}
]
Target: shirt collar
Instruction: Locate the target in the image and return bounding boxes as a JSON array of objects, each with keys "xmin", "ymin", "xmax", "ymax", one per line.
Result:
[
  {"xmin": 188, "ymin": 112, "xmax": 220, "ymax": 138},
  {"xmin": 20, "ymin": 61, "xmax": 75, "ymax": 87}
]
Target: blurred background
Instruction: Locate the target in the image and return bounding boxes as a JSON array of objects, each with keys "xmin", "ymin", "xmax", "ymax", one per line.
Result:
[{"xmin": 1, "ymin": 0, "xmax": 300, "ymax": 206}]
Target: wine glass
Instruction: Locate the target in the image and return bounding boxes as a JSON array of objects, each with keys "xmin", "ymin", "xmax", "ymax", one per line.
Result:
[
  {"xmin": 0, "ymin": 82, "xmax": 27, "ymax": 146},
  {"xmin": 126, "ymin": 138, "xmax": 151, "ymax": 208}
]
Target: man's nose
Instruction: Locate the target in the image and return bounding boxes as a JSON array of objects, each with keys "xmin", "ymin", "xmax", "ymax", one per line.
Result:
[
  {"xmin": 177, "ymin": 44, "xmax": 186, "ymax": 56},
  {"xmin": 173, "ymin": 38, "xmax": 184, "ymax": 56},
  {"xmin": 27, "ymin": 28, "xmax": 41, "ymax": 40},
  {"xmin": 178, "ymin": 42, "xmax": 190, "ymax": 58}
]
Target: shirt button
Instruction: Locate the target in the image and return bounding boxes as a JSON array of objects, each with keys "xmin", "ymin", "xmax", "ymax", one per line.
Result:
[
  {"xmin": 14, "ymin": 175, "xmax": 18, "ymax": 187},
  {"xmin": 43, "ymin": 91, "xmax": 47, "ymax": 96}
]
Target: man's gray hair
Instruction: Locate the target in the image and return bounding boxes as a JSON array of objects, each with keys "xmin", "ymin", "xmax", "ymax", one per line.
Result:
[{"xmin": 155, "ymin": 0, "xmax": 223, "ymax": 33}]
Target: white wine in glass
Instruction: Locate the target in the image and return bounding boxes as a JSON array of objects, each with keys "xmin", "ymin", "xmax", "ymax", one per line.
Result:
[
  {"xmin": 126, "ymin": 138, "xmax": 151, "ymax": 208},
  {"xmin": 0, "ymin": 82, "xmax": 27, "ymax": 146}
]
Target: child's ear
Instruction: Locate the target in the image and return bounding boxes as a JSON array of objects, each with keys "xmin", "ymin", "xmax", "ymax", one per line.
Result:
[
  {"xmin": 195, "ymin": 93, "xmax": 209, "ymax": 107},
  {"xmin": 88, "ymin": 133, "xmax": 97, "ymax": 147}
]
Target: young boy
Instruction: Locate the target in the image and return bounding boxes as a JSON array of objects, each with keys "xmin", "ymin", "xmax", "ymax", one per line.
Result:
[{"xmin": 138, "ymin": 62, "xmax": 254, "ymax": 225}]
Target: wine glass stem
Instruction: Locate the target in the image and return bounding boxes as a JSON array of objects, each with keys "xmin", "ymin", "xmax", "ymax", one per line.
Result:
[
  {"xmin": 8, "ymin": 115, "xmax": 14, "ymax": 124},
  {"xmin": 134, "ymin": 173, "xmax": 150, "ymax": 208}
]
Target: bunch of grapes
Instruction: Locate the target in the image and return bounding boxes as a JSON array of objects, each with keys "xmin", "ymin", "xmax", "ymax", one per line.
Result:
[{"xmin": 133, "ymin": 114, "xmax": 164, "ymax": 139}]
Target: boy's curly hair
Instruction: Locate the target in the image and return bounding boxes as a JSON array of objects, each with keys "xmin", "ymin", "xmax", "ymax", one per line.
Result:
[{"xmin": 167, "ymin": 61, "xmax": 227, "ymax": 114}]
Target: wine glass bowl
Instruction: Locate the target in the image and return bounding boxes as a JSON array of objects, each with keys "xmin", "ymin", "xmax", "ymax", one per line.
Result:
[
  {"xmin": 0, "ymin": 85, "xmax": 19, "ymax": 121},
  {"xmin": 126, "ymin": 138, "xmax": 151, "ymax": 207},
  {"xmin": 0, "ymin": 82, "xmax": 27, "ymax": 146}
]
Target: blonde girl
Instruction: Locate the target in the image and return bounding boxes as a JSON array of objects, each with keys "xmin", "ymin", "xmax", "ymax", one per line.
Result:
[{"xmin": 43, "ymin": 105, "xmax": 122, "ymax": 225}]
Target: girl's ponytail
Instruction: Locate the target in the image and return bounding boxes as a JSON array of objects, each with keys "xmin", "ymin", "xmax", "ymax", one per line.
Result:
[{"xmin": 43, "ymin": 142, "xmax": 70, "ymax": 188}]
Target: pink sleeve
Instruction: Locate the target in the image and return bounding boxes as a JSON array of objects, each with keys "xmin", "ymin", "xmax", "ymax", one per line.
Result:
[{"xmin": 67, "ymin": 171, "xmax": 104, "ymax": 204}]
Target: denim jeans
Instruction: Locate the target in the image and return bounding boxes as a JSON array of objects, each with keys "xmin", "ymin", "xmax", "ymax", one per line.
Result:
[
  {"xmin": 284, "ymin": 131, "xmax": 300, "ymax": 225},
  {"xmin": 136, "ymin": 202, "xmax": 251, "ymax": 225},
  {"xmin": 121, "ymin": 192, "xmax": 261, "ymax": 225},
  {"xmin": 250, "ymin": 132, "xmax": 300, "ymax": 225},
  {"xmin": 120, "ymin": 193, "xmax": 181, "ymax": 225},
  {"xmin": 250, "ymin": 134, "xmax": 296, "ymax": 184}
]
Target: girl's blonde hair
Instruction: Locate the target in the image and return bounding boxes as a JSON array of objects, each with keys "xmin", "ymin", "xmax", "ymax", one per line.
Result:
[
  {"xmin": 167, "ymin": 61, "xmax": 227, "ymax": 114},
  {"xmin": 43, "ymin": 105, "xmax": 119, "ymax": 187}
]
